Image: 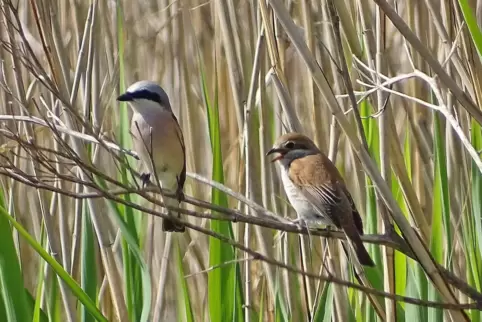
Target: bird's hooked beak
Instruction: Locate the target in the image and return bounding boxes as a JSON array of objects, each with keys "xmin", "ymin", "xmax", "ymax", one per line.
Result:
[
  {"xmin": 117, "ymin": 92, "xmax": 133, "ymax": 102},
  {"xmin": 266, "ymin": 147, "xmax": 287, "ymax": 162}
]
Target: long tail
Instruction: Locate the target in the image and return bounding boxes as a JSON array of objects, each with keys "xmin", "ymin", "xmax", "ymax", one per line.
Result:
[
  {"xmin": 348, "ymin": 235, "xmax": 375, "ymax": 267},
  {"xmin": 162, "ymin": 197, "xmax": 185, "ymax": 232}
]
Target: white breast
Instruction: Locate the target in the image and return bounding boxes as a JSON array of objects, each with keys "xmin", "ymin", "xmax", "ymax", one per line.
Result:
[
  {"xmin": 130, "ymin": 111, "xmax": 181, "ymax": 190},
  {"xmin": 279, "ymin": 166, "xmax": 333, "ymax": 225}
]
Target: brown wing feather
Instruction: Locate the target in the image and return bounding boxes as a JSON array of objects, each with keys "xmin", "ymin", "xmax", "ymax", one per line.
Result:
[
  {"xmin": 288, "ymin": 154, "xmax": 349, "ymax": 227},
  {"xmin": 171, "ymin": 113, "xmax": 186, "ymax": 202},
  {"xmin": 343, "ymin": 186, "xmax": 364, "ymax": 235},
  {"xmin": 289, "ymin": 153, "xmax": 365, "ymax": 232}
]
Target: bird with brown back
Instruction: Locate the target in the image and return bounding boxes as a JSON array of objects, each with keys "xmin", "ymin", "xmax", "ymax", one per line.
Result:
[{"xmin": 267, "ymin": 132, "xmax": 375, "ymax": 267}]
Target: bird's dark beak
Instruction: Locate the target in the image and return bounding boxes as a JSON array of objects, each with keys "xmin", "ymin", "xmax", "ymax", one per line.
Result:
[
  {"xmin": 266, "ymin": 147, "xmax": 285, "ymax": 162},
  {"xmin": 117, "ymin": 92, "xmax": 133, "ymax": 102}
]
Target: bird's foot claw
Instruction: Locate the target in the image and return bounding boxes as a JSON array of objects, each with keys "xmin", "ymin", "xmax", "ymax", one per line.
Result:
[
  {"xmin": 176, "ymin": 189, "xmax": 185, "ymax": 202},
  {"xmin": 291, "ymin": 218, "xmax": 308, "ymax": 228},
  {"xmin": 140, "ymin": 173, "xmax": 151, "ymax": 188}
]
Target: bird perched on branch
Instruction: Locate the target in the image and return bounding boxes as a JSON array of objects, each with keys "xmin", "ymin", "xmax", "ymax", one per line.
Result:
[
  {"xmin": 118, "ymin": 80, "xmax": 186, "ymax": 232},
  {"xmin": 267, "ymin": 132, "xmax": 374, "ymax": 266}
]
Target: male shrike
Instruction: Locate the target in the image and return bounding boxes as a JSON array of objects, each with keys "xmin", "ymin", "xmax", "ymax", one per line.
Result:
[{"xmin": 118, "ymin": 80, "xmax": 186, "ymax": 232}]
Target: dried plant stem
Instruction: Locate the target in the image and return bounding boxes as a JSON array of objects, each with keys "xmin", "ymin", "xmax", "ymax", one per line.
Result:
[{"xmin": 152, "ymin": 233, "xmax": 173, "ymax": 321}]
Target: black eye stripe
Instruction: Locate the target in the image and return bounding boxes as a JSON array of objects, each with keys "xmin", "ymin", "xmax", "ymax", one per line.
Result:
[{"xmin": 128, "ymin": 90, "xmax": 164, "ymax": 105}]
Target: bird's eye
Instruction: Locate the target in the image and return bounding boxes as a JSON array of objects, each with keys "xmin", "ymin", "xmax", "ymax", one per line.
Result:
[{"xmin": 285, "ymin": 141, "xmax": 295, "ymax": 149}]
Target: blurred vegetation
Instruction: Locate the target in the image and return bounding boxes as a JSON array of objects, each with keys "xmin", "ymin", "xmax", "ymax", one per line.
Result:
[{"xmin": 0, "ymin": 0, "xmax": 482, "ymax": 321}]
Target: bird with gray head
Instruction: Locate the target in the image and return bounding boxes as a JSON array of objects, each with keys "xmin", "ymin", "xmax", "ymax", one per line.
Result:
[
  {"xmin": 117, "ymin": 80, "xmax": 186, "ymax": 232},
  {"xmin": 267, "ymin": 132, "xmax": 375, "ymax": 267}
]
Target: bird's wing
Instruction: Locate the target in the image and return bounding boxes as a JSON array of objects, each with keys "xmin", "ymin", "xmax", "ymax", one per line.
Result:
[
  {"xmin": 298, "ymin": 181, "xmax": 344, "ymax": 229},
  {"xmin": 171, "ymin": 113, "xmax": 186, "ymax": 200},
  {"xmin": 341, "ymin": 185, "xmax": 364, "ymax": 234},
  {"xmin": 288, "ymin": 154, "xmax": 349, "ymax": 229}
]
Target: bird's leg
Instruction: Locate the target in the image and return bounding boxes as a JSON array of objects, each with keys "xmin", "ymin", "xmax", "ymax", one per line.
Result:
[
  {"xmin": 291, "ymin": 217, "xmax": 310, "ymax": 235},
  {"xmin": 140, "ymin": 172, "xmax": 151, "ymax": 189},
  {"xmin": 322, "ymin": 225, "xmax": 334, "ymax": 265},
  {"xmin": 325, "ymin": 224, "xmax": 332, "ymax": 235},
  {"xmin": 291, "ymin": 217, "xmax": 306, "ymax": 227},
  {"xmin": 175, "ymin": 177, "xmax": 185, "ymax": 204},
  {"xmin": 175, "ymin": 186, "xmax": 185, "ymax": 203},
  {"xmin": 291, "ymin": 218, "xmax": 314, "ymax": 247}
]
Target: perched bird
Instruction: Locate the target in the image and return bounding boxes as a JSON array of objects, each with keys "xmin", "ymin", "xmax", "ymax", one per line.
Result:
[
  {"xmin": 267, "ymin": 132, "xmax": 374, "ymax": 266},
  {"xmin": 117, "ymin": 80, "xmax": 186, "ymax": 232}
]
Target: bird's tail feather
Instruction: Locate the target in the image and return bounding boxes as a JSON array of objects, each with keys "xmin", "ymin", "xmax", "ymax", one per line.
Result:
[
  {"xmin": 354, "ymin": 241, "xmax": 375, "ymax": 267},
  {"xmin": 345, "ymin": 235, "xmax": 375, "ymax": 267},
  {"xmin": 162, "ymin": 198, "xmax": 185, "ymax": 232},
  {"xmin": 162, "ymin": 215, "xmax": 185, "ymax": 232}
]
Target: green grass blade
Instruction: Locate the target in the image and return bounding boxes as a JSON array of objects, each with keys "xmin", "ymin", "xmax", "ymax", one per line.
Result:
[
  {"xmin": 198, "ymin": 54, "xmax": 244, "ymax": 322},
  {"xmin": 405, "ymin": 265, "xmax": 427, "ymax": 322},
  {"xmin": 45, "ymin": 273, "xmax": 59, "ymax": 321},
  {"xmin": 80, "ymin": 202, "xmax": 97, "ymax": 322},
  {"xmin": 469, "ymin": 120, "xmax": 482, "ymax": 321},
  {"xmin": 313, "ymin": 283, "xmax": 333, "ymax": 322},
  {"xmin": 0, "ymin": 205, "xmax": 107, "ymax": 322},
  {"xmin": 176, "ymin": 239, "xmax": 193, "ymax": 322},
  {"xmin": 32, "ymin": 224, "xmax": 49, "ymax": 322},
  {"xmin": 427, "ymin": 113, "xmax": 445, "ymax": 321},
  {"xmin": 26, "ymin": 288, "xmax": 48, "ymax": 322},
  {"xmin": 0, "ymin": 211, "xmax": 32, "ymax": 322},
  {"xmin": 273, "ymin": 265, "xmax": 290, "ymax": 321},
  {"xmin": 458, "ymin": 0, "xmax": 482, "ymax": 59}
]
